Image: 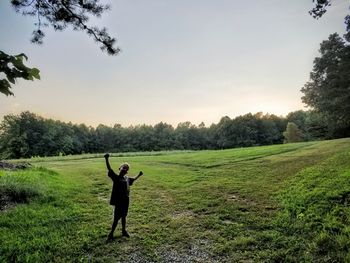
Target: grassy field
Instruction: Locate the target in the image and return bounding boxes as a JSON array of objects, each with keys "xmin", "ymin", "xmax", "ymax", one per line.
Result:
[{"xmin": 1, "ymin": 138, "xmax": 350, "ymax": 262}]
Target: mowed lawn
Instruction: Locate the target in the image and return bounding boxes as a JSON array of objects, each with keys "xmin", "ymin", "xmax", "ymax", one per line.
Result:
[{"xmin": 1, "ymin": 138, "xmax": 350, "ymax": 262}]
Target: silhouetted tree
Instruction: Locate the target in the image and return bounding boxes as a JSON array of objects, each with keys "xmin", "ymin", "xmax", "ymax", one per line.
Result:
[
  {"xmin": 301, "ymin": 33, "xmax": 350, "ymax": 137},
  {"xmin": 10, "ymin": 0, "xmax": 119, "ymax": 54},
  {"xmin": 1, "ymin": 0, "xmax": 118, "ymax": 96},
  {"xmin": 0, "ymin": 111, "xmax": 328, "ymax": 159},
  {"xmin": 310, "ymin": 0, "xmax": 350, "ymax": 42},
  {"xmin": 304, "ymin": 111, "xmax": 328, "ymax": 139}
]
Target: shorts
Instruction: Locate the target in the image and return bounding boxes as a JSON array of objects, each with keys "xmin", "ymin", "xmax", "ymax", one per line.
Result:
[{"xmin": 113, "ymin": 198, "xmax": 129, "ymax": 218}]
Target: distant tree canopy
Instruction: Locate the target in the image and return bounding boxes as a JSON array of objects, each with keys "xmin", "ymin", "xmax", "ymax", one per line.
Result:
[
  {"xmin": 1, "ymin": 0, "xmax": 118, "ymax": 96},
  {"xmin": 301, "ymin": 33, "xmax": 350, "ymax": 137},
  {"xmin": 0, "ymin": 110, "xmax": 331, "ymax": 159}
]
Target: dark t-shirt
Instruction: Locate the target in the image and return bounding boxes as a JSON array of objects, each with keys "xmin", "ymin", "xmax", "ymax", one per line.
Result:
[{"xmin": 108, "ymin": 169, "xmax": 135, "ymax": 206}]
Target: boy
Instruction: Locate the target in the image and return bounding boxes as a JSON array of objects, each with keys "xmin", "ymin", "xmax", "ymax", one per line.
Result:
[{"xmin": 104, "ymin": 153, "xmax": 143, "ymax": 240}]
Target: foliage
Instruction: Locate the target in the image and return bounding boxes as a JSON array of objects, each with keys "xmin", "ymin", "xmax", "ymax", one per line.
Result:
[
  {"xmin": 286, "ymin": 110, "xmax": 329, "ymax": 140},
  {"xmin": 309, "ymin": 0, "xmax": 331, "ymax": 19},
  {"xmin": 10, "ymin": 0, "xmax": 119, "ymax": 55},
  {"xmin": 286, "ymin": 111, "xmax": 307, "ymax": 138},
  {"xmin": 212, "ymin": 112, "xmax": 286, "ymax": 149},
  {"xmin": 1, "ymin": 139, "xmax": 349, "ymax": 261},
  {"xmin": 301, "ymin": 33, "xmax": 350, "ymax": 137},
  {"xmin": 310, "ymin": 0, "xmax": 350, "ymax": 41},
  {"xmin": 0, "ymin": 51, "xmax": 40, "ymax": 96},
  {"xmin": 0, "ymin": 110, "xmax": 341, "ymax": 159},
  {"xmin": 1, "ymin": 0, "xmax": 118, "ymax": 96},
  {"xmin": 283, "ymin": 122, "xmax": 303, "ymax": 143},
  {"xmin": 0, "ymin": 111, "xmax": 289, "ymax": 158}
]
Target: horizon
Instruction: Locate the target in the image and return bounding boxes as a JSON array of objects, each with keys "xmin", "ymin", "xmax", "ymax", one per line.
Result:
[{"xmin": 0, "ymin": 1, "xmax": 348, "ymax": 126}]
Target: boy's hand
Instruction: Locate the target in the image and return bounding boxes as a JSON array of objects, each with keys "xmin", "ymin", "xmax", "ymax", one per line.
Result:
[
  {"xmin": 104, "ymin": 153, "xmax": 110, "ymax": 159},
  {"xmin": 138, "ymin": 171, "xmax": 143, "ymax": 176}
]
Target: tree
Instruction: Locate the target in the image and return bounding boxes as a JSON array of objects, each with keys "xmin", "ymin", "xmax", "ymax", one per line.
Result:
[
  {"xmin": 1, "ymin": 0, "xmax": 118, "ymax": 96},
  {"xmin": 10, "ymin": 0, "xmax": 119, "ymax": 54},
  {"xmin": 301, "ymin": 33, "xmax": 350, "ymax": 137},
  {"xmin": 0, "ymin": 51, "xmax": 40, "ymax": 96},
  {"xmin": 0, "ymin": 111, "xmax": 47, "ymax": 158},
  {"xmin": 283, "ymin": 122, "xmax": 303, "ymax": 143},
  {"xmin": 286, "ymin": 110, "xmax": 309, "ymax": 140},
  {"xmin": 304, "ymin": 111, "xmax": 328, "ymax": 139},
  {"xmin": 153, "ymin": 122, "xmax": 175, "ymax": 150},
  {"xmin": 310, "ymin": 0, "xmax": 350, "ymax": 42},
  {"xmin": 286, "ymin": 110, "xmax": 329, "ymax": 140}
]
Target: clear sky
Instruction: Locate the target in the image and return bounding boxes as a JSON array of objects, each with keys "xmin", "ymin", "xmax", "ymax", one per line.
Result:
[{"xmin": 0, "ymin": 0, "xmax": 348, "ymax": 127}]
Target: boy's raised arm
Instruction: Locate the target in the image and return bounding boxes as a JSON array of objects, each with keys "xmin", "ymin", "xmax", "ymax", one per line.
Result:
[
  {"xmin": 133, "ymin": 171, "xmax": 144, "ymax": 181},
  {"xmin": 104, "ymin": 153, "xmax": 112, "ymax": 171}
]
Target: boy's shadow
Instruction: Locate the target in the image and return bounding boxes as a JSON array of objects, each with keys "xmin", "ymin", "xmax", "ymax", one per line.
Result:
[{"xmin": 104, "ymin": 234, "xmax": 130, "ymax": 244}]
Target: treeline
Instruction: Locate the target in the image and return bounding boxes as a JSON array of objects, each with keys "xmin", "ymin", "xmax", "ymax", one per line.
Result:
[{"xmin": 0, "ymin": 110, "xmax": 334, "ymax": 159}]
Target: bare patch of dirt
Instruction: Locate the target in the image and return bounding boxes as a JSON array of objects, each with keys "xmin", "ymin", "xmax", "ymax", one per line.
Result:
[
  {"xmin": 171, "ymin": 210, "xmax": 196, "ymax": 220},
  {"xmin": 222, "ymin": 219, "xmax": 233, "ymax": 225},
  {"xmin": 227, "ymin": 194, "xmax": 256, "ymax": 206},
  {"xmin": 121, "ymin": 239, "xmax": 222, "ymax": 263},
  {"xmin": 0, "ymin": 161, "xmax": 31, "ymax": 170},
  {"xmin": 124, "ymin": 251, "xmax": 155, "ymax": 263},
  {"xmin": 158, "ymin": 240, "xmax": 221, "ymax": 263},
  {"xmin": 0, "ymin": 195, "xmax": 16, "ymax": 212}
]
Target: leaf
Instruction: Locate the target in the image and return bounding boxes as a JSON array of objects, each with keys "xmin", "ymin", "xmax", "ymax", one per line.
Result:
[
  {"xmin": 12, "ymin": 58, "xmax": 28, "ymax": 71},
  {"xmin": 0, "ymin": 50, "xmax": 40, "ymax": 96},
  {"xmin": 0, "ymin": 51, "xmax": 8, "ymax": 60},
  {"xmin": 16, "ymin": 53, "xmax": 28, "ymax": 61},
  {"xmin": 0, "ymin": 79, "xmax": 14, "ymax": 96},
  {"xmin": 7, "ymin": 75, "xmax": 16, "ymax": 84},
  {"xmin": 30, "ymin": 68, "xmax": 40, "ymax": 80}
]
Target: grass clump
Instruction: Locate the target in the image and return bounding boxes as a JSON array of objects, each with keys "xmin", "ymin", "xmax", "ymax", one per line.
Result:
[
  {"xmin": 0, "ymin": 168, "xmax": 49, "ymax": 207},
  {"xmin": 274, "ymin": 151, "xmax": 350, "ymax": 262},
  {"xmin": 0, "ymin": 167, "xmax": 84, "ymax": 262}
]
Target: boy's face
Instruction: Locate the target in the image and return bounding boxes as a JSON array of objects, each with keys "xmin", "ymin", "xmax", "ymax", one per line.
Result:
[{"xmin": 119, "ymin": 165, "xmax": 129, "ymax": 175}]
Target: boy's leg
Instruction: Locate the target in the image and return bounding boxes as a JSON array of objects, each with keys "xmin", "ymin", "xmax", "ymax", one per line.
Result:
[
  {"xmin": 121, "ymin": 216, "xmax": 126, "ymax": 231},
  {"xmin": 121, "ymin": 217, "xmax": 130, "ymax": 237},
  {"xmin": 108, "ymin": 208, "xmax": 121, "ymax": 239},
  {"xmin": 109, "ymin": 217, "xmax": 119, "ymax": 236}
]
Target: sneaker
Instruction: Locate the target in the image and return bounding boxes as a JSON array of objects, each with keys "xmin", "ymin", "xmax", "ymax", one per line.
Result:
[
  {"xmin": 122, "ymin": 230, "xmax": 130, "ymax": 238},
  {"xmin": 106, "ymin": 233, "xmax": 114, "ymax": 242}
]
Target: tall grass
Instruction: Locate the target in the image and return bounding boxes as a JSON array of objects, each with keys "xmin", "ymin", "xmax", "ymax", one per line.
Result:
[
  {"xmin": 274, "ymin": 151, "xmax": 350, "ymax": 262},
  {"xmin": 0, "ymin": 168, "xmax": 48, "ymax": 205}
]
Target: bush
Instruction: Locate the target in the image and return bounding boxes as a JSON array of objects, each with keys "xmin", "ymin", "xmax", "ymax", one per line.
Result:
[{"xmin": 0, "ymin": 170, "xmax": 44, "ymax": 207}]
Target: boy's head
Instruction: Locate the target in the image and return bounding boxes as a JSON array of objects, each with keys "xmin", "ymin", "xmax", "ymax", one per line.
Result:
[{"xmin": 119, "ymin": 163, "xmax": 130, "ymax": 175}]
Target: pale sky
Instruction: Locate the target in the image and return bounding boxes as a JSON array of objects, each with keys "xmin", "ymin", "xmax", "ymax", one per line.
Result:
[{"xmin": 0, "ymin": 0, "xmax": 348, "ymax": 127}]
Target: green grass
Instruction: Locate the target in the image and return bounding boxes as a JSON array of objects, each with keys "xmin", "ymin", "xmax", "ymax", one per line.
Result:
[
  {"xmin": 0, "ymin": 169, "xmax": 45, "ymax": 204},
  {"xmin": 1, "ymin": 138, "xmax": 350, "ymax": 262}
]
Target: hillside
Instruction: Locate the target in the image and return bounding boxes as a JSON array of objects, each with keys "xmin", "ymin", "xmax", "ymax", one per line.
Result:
[{"xmin": 1, "ymin": 138, "xmax": 350, "ymax": 262}]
